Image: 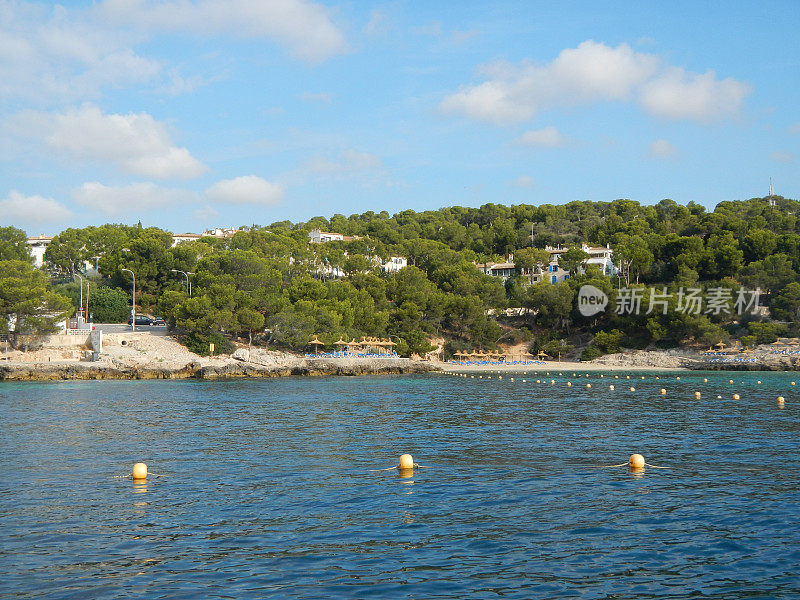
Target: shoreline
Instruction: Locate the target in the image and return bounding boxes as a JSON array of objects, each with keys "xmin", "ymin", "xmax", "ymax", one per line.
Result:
[
  {"xmin": 3, "ymin": 333, "xmax": 800, "ymax": 382},
  {"xmin": 0, "ymin": 357, "xmax": 436, "ymax": 381}
]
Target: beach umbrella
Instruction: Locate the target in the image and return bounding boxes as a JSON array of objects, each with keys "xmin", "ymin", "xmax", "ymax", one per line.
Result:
[
  {"xmin": 334, "ymin": 337, "xmax": 348, "ymax": 346},
  {"xmin": 715, "ymin": 342, "xmax": 727, "ymax": 349},
  {"xmin": 308, "ymin": 335, "xmax": 324, "ymax": 353}
]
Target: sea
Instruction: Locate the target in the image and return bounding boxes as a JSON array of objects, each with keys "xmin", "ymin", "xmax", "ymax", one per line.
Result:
[{"xmin": 2, "ymin": 371, "xmax": 799, "ymax": 599}]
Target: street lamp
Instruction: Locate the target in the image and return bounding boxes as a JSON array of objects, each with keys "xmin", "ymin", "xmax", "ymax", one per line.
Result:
[
  {"xmin": 73, "ymin": 273, "xmax": 84, "ymax": 321},
  {"xmin": 170, "ymin": 269, "xmax": 194, "ymax": 296},
  {"xmin": 120, "ymin": 268, "xmax": 136, "ymax": 331}
]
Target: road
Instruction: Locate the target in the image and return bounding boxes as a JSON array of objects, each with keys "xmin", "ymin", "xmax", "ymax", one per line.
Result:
[{"xmin": 92, "ymin": 323, "xmax": 169, "ymax": 334}]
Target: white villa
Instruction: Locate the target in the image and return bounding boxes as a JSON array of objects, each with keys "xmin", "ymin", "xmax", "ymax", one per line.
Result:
[
  {"xmin": 171, "ymin": 233, "xmax": 203, "ymax": 246},
  {"xmin": 308, "ymin": 229, "xmax": 363, "ymax": 243},
  {"xmin": 27, "ymin": 235, "xmax": 53, "ymax": 267},
  {"xmin": 477, "ymin": 244, "xmax": 617, "ymax": 284}
]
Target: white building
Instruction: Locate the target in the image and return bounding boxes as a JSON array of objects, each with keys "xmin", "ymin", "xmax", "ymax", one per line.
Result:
[
  {"xmin": 27, "ymin": 235, "xmax": 53, "ymax": 267},
  {"xmin": 381, "ymin": 256, "xmax": 407, "ymax": 273},
  {"xmin": 308, "ymin": 229, "xmax": 362, "ymax": 243},
  {"xmin": 533, "ymin": 244, "xmax": 617, "ymax": 284},
  {"xmin": 476, "ymin": 244, "xmax": 617, "ymax": 284},
  {"xmin": 171, "ymin": 233, "xmax": 203, "ymax": 247}
]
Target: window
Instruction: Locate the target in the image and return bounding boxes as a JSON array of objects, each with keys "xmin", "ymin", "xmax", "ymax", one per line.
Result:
[{"xmin": 551, "ymin": 275, "xmax": 557, "ymax": 284}]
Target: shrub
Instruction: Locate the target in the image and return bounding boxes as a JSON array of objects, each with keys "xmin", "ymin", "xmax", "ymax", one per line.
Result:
[
  {"xmin": 581, "ymin": 345, "xmax": 604, "ymax": 361},
  {"xmin": 180, "ymin": 331, "xmax": 236, "ymax": 356}
]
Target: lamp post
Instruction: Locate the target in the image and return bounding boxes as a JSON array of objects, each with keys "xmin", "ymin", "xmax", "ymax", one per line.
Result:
[
  {"xmin": 170, "ymin": 269, "xmax": 194, "ymax": 296},
  {"xmin": 121, "ymin": 268, "xmax": 136, "ymax": 331},
  {"xmin": 74, "ymin": 273, "xmax": 84, "ymax": 322}
]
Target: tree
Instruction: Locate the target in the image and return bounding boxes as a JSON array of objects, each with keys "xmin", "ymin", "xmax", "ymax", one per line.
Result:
[
  {"xmin": 0, "ymin": 227, "xmax": 32, "ymax": 262},
  {"xmin": 88, "ymin": 286, "xmax": 131, "ymax": 323},
  {"xmin": 771, "ymin": 282, "xmax": 800, "ymax": 322},
  {"xmin": 559, "ymin": 246, "xmax": 589, "ymax": 277},
  {"xmin": 525, "ymin": 281, "xmax": 574, "ymax": 329},
  {"xmin": 514, "ymin": 247, "xmax": 551, "ymax": 284},
  {"xmin": 613, "ymin": 234, "xmax": 653, "ymax": 285},
  {"xmin": 0, "ymin": 260, "xmax": 71, "ymax": 347}
]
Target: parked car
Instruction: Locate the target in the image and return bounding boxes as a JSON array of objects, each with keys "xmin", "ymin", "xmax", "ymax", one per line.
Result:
[
  {"xmin": 152, "ymin": 317, "xmax": 166, "ymax": 326},
  {"xmin": 127, "ymin": 315, "xmax": 154, "ymax": 326}
]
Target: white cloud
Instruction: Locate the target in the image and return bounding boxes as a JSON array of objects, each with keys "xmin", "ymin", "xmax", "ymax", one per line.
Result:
[
  {"xmin": 0, "ymin": 2, "xmax": 160, "ymax": 104},
  {"xmin": 193, "ymin": 205, "xmax": 220, "ymax": 222},
  {"xmin": 32, "ymin": 104, "xmax": 207, "ymax": 179},
  {"xmin": 515, "ymin": 175, "xmax": 535, "ymax": 188},
  {"xmin": 97, "ymin": 0, "xmax": 346, "ymax": 62},
  {"xmin": 516, "ymin": 126, "xmax": 566, "ymax": 147},
  {"xmin": 638, "ymin": 67, "xmax": 751, "ymax": 121},
  {"xmin": 441, "ymin": 40, "xmax": 750, "ymax": 125},
  {"xmin": 73, "ymin": 182, "xmax": 198, "ymax": 216},
  {"xmin": 205, "ymin": 176, "xmax": 284, "ymax": 206},
  {"xmin": 441, "ymin": 41, "xmax": 659, "ymax": 125},
  {"xmin": 0, "ymin": 191, "xmax": 72, "ymax": 224},
  {"xmin": 770, "ymin": 151, "xmax": 795, "ymax": 163},
  {"xmin": 649, "ymin": 138, "xmax": 677, "ymax": 159}
]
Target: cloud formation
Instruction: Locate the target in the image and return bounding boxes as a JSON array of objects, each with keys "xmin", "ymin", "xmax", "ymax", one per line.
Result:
[
  {"xmin": 205, "ymin": 175, "xmax": 285, "ymax": 206},
  {"xmin": 97, "ymin": 0, "xmax": 347, "ymax": 62},
  {"xmin": 0, "ymin": 2, "xmax": 160, "ymax": 105},
  {"xmin": 74, "ymin": 182, "xmax": 198, "ymax": 216},
  {"xmin": 516, "ymin": 126, "xmax": 566, "ymax": 147},
  {"xmin": 39, "ymin": 104, "xmax": 207, "ymax": 179},
  {"xmin": 441, "ymin": 41, "xmax": 750, "ymax": 125},
  {"xmin": 0, "ymin": 191, "xmax": 72, "ymax": 224}
]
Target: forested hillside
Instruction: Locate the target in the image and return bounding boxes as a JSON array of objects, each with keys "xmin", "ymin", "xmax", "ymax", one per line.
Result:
[{"xmin": 3, "ymin": 196, "xmax": 799, "ymax": 357}]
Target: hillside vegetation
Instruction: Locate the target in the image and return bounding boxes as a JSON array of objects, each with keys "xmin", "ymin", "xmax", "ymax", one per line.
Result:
[{"xmin": 2, "ymin": 196, "xmax": 799, "ymax": 357}]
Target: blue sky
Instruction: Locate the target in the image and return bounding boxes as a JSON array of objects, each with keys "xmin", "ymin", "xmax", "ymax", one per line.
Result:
[{"xmin": 1, "ymin": 0, "xmax": 798, "ymax": 235}]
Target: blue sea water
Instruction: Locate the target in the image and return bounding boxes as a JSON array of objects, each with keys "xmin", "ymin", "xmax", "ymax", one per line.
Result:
[{"xmin": 1, "ymin": 371, "xmax": 799, "ymax": 599}]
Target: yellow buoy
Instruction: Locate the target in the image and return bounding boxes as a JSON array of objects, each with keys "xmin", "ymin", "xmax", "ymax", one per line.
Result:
[
  {"xmin": 694, "ymin": 391, "xmax": 701, "ymax": 399},
  {"xmin": 600, "ymin": 374, "xmax": 604, "ymax": 378},
  {"xmin": 550, "ymin": 380, "xmax": 555, "ymax": 384},
  {"xmin": 626, "ymin": 375, "xmax": 630, "ymax": 379},
  {"xmin": 655, "ymin": 376, "xmax": 660, "ymax": 380},
  {"xmin": 609, "ymin": 385, "xmax": 615, "ymax": 390},
  {"xmin": 629, "ymin": 454, "xmax": 645, "ymax": 470},
  {"xmin": 586, "ymin": 383, "xmax": 591, "ymax": 388},
  {"xmin": 132, "ymin": 462, "xmax": 147, "ymax": 480},
  {"xmin": 703, "ymin": 378, "xmax": 708, "ymax": 383},
  {"xmin": 729, "ymin": 380, "xmax": 734, "ymax": 384},
  {"xmin": 733, "ymin": 394, "xmax": 740, "ymax": 400},
  {"xmin": 510, "ymin": 377, "xmax": 514, "ymax": 382},
  {"xmin": 757, "ymin": 381, "xmax": 761, "ymax": 384},
  {"xmin": 629, "ymin": 386, "xmax": 636, "ymax": 391},
  {"xmin": 614, "ymin": 375, "xmax": 618, "ymax": 379},
  {"xmin": 676, "ymin": 376, "xmax": 680, "ymax": 380},
  {"xmin": 567, "ymin": 381, "xmax": 572, "ymax": 387},
  {"xmin": 398, "ymin": 454, "xmax": 414, "ymax": 470},
  {"xmin": 641, "ymin": 376, "xmax": 645, "ymax": 379},
  {"xmin": 792, "ymin": 382, "xmax": 796, "ymax": 386},
  {"xmin": 660, "ymin": 388, "xmax": 666, "ymax": 395}
]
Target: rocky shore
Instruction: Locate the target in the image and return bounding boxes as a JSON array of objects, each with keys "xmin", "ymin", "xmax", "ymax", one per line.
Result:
[{"xmin": 0, "ymin": 335, "xmax": 436, "ymax": 382}]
